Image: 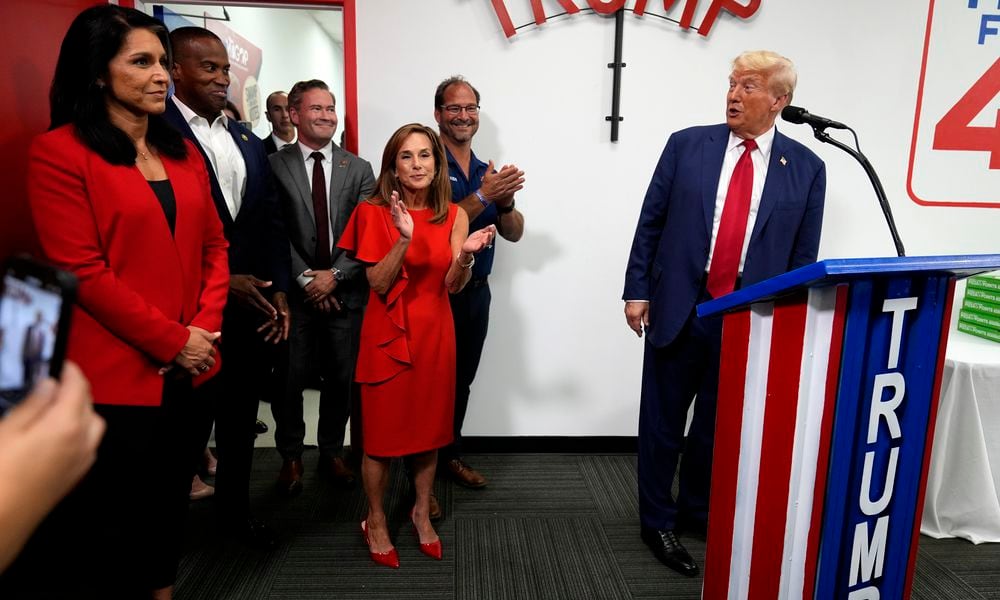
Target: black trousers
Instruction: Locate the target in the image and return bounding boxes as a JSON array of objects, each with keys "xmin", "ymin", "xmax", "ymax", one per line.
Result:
[
  {"xmin": 443, "ymin": 280, "xmax": 491, "ymax": 460},
  {"xmin": 0, "ymin": 377, "xmax": 202, "ymax": 598},
  {"xmin": 193, "ymin": 301, "xmax": 272, "ymax": 521},
  {"xmin": 637, "ymin": 284, "xmax": 723, "ymax": 532},
  {"xmin": 273, "ymin": 297, "xmax": 362, "ymax": 460}
]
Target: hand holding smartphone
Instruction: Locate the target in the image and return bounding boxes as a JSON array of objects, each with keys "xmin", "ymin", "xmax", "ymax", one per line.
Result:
[{"xmin": 0, "ymin": 256, "xmax": 76, "ymax": 416}]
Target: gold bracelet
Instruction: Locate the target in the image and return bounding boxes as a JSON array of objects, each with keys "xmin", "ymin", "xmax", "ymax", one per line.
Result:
[{"xmin": 457, "ymin": 253, "xmax": 475, "ymax": 269}]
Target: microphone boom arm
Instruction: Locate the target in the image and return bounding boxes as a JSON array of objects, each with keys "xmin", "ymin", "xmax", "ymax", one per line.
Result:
[{"xmin": 811, "ymin": 126, "xmax": 906, "ymax": 257}]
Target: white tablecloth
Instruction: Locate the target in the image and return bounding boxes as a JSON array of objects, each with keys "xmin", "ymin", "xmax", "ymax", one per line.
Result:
[{"xmin": 921, "ymin": 281, "xmax": 1000, "ymax": 544}]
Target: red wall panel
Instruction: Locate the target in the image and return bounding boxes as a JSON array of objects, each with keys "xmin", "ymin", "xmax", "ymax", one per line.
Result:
[{"xmin": 0, "ymin": 0, "xmax": 100, "ymax": 259}]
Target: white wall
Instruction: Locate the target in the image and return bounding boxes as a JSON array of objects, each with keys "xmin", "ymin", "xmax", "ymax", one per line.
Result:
[{"xmin": 355, "ymin": 0, "xmax": 1000, "ymax": 437}]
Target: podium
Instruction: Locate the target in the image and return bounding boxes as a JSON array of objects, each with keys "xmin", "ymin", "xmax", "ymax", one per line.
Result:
[{"xmin": 696, "ymin": 255, "xmax": 1000, "ymax": 600}]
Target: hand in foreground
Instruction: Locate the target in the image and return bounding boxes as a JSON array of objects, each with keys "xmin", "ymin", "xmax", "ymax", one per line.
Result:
[
  {"xmin": 172, "ymin": 326, "xmax": 220, "ymax": 376},
  {"xmin": 624, "ymin": 301, "xmax": 649, "ymax": 338},
  {"xmin": 231, "ymin": 274, "xmax": 277, "ymax": 319},
  {"xmin": 463, "ymin": 225, "xmax": 497, "ymax": 255},
  {"xmin": 389, "ymin": 191, "xmax": 414, "ymax": 240},
  {"xmin": 0, "ymin": 362, "xmax": 105, "ymax": 571},
  {"xmin": 257, "ymin": 291, "xmax": 291, "ymax": 343},
  {"xmin": 479, "ymin": 161, "xmax": 524, "ymax": 203},
  {"xmin": 303, "ymin": 269, "xmax": 337, "ymax": 305},
  {"xmin": 313, "ymin": 296, "xmax": 342, "ymax": 313}
]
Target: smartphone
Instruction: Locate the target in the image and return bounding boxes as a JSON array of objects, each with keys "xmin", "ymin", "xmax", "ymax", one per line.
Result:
[{"xmin": 0, "ymin": 256, "xmax": 76, "ymax": 415}]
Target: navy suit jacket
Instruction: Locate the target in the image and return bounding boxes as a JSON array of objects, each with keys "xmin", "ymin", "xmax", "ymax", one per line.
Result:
[
  {"xmin": 164, "ymin": 100, "xmax": 291, "ymax": 296},
  {"xmin": 262, "ymin": 135, "xmax": 278, "ymax": 155},
  {"xmin": 624, "ymin": 123, "xmax": 826, "ymax": 348}
]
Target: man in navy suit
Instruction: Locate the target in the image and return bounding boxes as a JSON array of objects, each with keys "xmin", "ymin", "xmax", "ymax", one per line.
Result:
[
  {"xmin": 165, "ymin": 27, "xmax": 291, "ymax": 547},
  {"xmin": 623, "ymin": 50, "xmax": 826, "ymax": 576}
]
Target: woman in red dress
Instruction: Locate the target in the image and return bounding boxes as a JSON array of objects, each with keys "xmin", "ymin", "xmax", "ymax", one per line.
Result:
[{"xmin": 339, "ymin": 123, "xmax": 495, "ymax": 568}]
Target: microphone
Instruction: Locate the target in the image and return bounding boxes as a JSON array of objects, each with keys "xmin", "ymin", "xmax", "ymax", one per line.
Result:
[{"xmin": 781, "ymin": 106, "xmax": 848, "ymax": 130}]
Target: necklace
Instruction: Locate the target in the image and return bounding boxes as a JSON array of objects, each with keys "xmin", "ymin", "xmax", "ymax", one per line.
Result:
[{"xmin": 137, "ymin": 150, "xmax": 149, "ymax": 161}]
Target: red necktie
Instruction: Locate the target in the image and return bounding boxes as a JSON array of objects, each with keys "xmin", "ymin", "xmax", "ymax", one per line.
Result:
[
  {"xmin": 706, "ymin": 139, "xmax": 757, "ymax": 298},
  {"xmin": 310, "ymin": 151, "xmax": 332, "ymax": 269}
]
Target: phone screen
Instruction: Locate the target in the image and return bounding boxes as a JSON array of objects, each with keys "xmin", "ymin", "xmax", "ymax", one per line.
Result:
[{"xmin": 0, "ymin": 266, "xmax": 69, "ymax": 415}]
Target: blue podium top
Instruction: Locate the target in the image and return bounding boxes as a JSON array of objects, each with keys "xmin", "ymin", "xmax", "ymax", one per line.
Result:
[{"xmin": 698, "ymin": 254, "xmax": 1000, "ymax": 318}]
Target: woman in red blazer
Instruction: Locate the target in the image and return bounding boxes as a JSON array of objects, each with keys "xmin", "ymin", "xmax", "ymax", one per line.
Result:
[{"xmin": 9, "ymin": 6, "xmax": 228, "ymax": 599}]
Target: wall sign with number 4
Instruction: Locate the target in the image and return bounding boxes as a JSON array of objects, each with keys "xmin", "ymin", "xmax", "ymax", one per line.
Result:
[{"xmin": 908, "ymin": 0, "xmax": 999, "ymax": 208}]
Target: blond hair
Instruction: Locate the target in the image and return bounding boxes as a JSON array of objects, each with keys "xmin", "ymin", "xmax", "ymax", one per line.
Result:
[{"xmin": 732, "ymin": 50, "xmax": 797, "ymax": 102}]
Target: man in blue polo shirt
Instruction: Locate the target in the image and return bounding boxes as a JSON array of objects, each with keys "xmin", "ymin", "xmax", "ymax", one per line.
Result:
[{"xmin": 433, "ymin": 76, "xmax": 525, "ymax": 518}]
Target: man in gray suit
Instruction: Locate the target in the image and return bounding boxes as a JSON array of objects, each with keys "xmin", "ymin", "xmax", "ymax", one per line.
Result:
[{"xmin": 268, "ymin": 79, "xmax": 375, "ymax": 495}]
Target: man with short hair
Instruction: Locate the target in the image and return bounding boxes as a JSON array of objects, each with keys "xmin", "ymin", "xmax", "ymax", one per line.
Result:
[
  {"xmin": 269, "ymin": 79, "xmax": 375, "ymax": 496},
  {"xmin": 623, "ymin": 50, "xmax": 826, "ymax": 576},
  {"xmin": 263, "ymin": 91, "xmax": 295, "ymax": 154},
  {"xmin": 164, "ymin": 26, "xmax": 291, "ymax": 548},
  {"xmin": 432, "ymin": 76, "xmax": 525, "ymax": 515}
]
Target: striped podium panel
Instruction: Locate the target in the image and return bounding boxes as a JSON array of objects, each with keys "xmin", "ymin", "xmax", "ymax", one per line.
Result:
[{"xmin": 697, "ymin": 256, "xmax": 1000, "ymax": 600}]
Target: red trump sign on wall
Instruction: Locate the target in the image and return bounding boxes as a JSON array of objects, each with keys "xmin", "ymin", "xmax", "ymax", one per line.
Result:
[{"xmin": 489, "ymin": 0, "xmax": 760, "ymax": 38}]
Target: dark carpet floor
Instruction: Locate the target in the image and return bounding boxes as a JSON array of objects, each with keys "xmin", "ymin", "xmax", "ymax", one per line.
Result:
[{"xmin": 175, "ymin": 450, "xmax": 1000, "ymax": 599}]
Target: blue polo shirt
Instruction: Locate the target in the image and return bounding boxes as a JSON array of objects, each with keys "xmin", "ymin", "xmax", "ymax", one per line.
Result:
[{"xmin": 446, "ymin": 147, "xmax": 496, "ymax": 279}]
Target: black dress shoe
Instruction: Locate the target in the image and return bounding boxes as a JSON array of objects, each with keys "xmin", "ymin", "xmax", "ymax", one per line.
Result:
[
  {"xmin": 641, "ymin": 527, "xmax": 698, "ymax": 577},
  {"xmin": 220, "ymin": 516, "xmax": 278, "ymax": 549}
]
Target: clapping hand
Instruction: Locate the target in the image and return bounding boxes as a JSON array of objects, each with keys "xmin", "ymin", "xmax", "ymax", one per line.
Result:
[
  {"xmin": 479, "ymin": 161, "xmax": 524, "ymax": 205},
  {"xmin": 389, "ymin": 191, "xmax": 413, "ymax": 240},
  {"xmin": 463, "ymin": 225, "xmax": 497, "ymax": 254}
]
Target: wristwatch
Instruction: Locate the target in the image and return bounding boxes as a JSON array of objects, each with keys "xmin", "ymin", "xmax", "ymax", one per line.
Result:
[
  {"xmin": 331, "ymin": 267, "xmax": 345, "ymax": 281},
  {"xmin": 497, "ymin": 200, "xmax": 516, "ymax": 215}
]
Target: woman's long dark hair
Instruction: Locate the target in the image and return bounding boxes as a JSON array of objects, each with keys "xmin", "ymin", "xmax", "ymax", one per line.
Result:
[{"xmin": 49, "ymin": 5, "xmax": 185, "ymax": 165}]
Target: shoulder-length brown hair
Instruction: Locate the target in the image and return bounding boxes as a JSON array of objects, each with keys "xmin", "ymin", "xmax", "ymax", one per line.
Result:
[{"xmin": 372, "ymin": 123, "xmax": 451, "ymax": 224}]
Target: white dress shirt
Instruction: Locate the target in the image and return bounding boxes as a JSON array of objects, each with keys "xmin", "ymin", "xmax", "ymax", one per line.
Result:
[
  {"xmin": 171, "ymin": 96, "xmax": 247, "ymax": 219},
  {"xmin": 295, "ymin": 141, "xmax": 335, "ymax": 288},
  {"xmin": 705, "ymin": 126, "xmax": 775, "ymax": 274},
  {"xmin": 271, "ymin": 132, "xmax": 296, "ymax": 150}
]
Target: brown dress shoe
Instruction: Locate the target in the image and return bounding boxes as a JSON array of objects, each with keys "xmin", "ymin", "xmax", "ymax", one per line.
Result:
[
  {"xmin": 277, "ymin": 458, "xmax": 303, "ymax": 496},
  {"xmin": 189, "ymin": 474, "xmax": 215, "ymax": 501},
  {"xmin": 447, "ymin": 458, "xmax": 487, "ymax": 488},
  {"xmin": 428, "ymin": 493, "xmax": 443, "ymax": 522},
  {"xmin": 320, "ymin": 455, "xmax": 356, "ymax": 488}
]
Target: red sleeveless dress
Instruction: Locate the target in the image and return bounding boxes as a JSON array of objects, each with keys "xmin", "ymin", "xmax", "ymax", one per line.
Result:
[{"xmin": 338, "ymin": 201, "xmax": 457, "ymax": 456}]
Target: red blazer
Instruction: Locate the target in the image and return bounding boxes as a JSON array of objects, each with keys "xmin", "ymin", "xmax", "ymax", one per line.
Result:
[{"xmin": 27, "ymin": 125, "xmax": 229, "ymax": 406}]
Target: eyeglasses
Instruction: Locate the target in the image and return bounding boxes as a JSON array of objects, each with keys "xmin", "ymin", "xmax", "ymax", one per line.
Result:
[{"xmin": 440, "ymin": 104, "xmax": 480, "ymax": 116}]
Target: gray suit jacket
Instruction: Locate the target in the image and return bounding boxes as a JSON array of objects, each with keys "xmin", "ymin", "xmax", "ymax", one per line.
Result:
[{"xmin": 269, "ymin": 143, "xmax": 376, "ymax": 309}]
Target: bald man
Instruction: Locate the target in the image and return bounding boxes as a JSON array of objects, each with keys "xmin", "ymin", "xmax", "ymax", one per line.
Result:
[{"xmin": 263, "ymin": 91, "xmax": 296, "ymax": 154}]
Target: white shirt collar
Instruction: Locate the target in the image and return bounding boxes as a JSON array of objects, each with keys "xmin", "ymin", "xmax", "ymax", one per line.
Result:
[
  {"xmin": 298, "ymin": 140, "xmax": 333, "ymax": 163},
  {"xmin": 728, "ymin": 125, "xmax": 775, "ymax": 161},
  {"xmin": 271, "ymin": 132, "xmax": 296, "ymax": 149},
  {"xmin": 171, "ymin": 95, "xmax": 228, "ymax": 128}
]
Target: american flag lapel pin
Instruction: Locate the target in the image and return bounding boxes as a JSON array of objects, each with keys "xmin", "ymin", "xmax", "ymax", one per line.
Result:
[{"xmin": 339, "ymin": 159, "xmax": 349, "ymax": 168}]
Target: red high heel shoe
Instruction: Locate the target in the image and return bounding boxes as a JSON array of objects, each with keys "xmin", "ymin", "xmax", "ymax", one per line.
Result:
[
  {"xmin": 361, "ymin": 520, "xmax": 400, "ymax": 568},
  {"xmin": 411, "ymin": 511, "xmax": 443, "ymax": 560}
]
